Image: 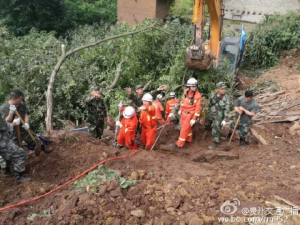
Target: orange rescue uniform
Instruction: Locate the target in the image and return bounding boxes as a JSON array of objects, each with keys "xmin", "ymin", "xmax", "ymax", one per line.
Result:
[
  {"xmin": 117, "ymin": 109, "xmax": 138, "ymax": 150},
  {"xmin": 165, "ymin": 98, "xmax": 180, "ymax": 123},
  {"xmin": 176, "ymin": 88, "xmax": 202, "ymax": 147},
  {"xmin": 139, "ymin": 104, "xmax": 157, "ymax": 150},
  {"xmin": 153, "ymin": 99, "xmax": 165, "ymax": 124}
]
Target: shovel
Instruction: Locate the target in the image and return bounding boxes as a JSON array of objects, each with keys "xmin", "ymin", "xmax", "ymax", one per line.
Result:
[
  {"xmin": 113, "ymin": 101, "xmax": 122, "ymax": 146},
  {"xmin": 16, "ymin": 125, "xmax": 22, "ymax": 147},
  {"xmin": 223, "ymin": 114, "xmax": 241, "ymax": 151},
  {"xmin": 15, "ymin": 110, "xmax": 41, "ymax": 156}
]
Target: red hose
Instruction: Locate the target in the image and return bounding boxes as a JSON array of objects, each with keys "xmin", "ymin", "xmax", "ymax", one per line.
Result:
[{"xmin": 0, "ymin": 150, "xmax": 141, "ymax": 211}]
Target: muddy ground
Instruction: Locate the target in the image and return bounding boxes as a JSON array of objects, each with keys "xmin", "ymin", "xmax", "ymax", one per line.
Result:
[{"xmin": 0, "ymin": 54, "xmax": 300, "ymax": 225}]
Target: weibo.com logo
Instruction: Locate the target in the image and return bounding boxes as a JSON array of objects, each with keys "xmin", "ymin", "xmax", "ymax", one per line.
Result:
[{"xmin": 220, "ymin": 198, "xmax": 240, "ymax": 215}]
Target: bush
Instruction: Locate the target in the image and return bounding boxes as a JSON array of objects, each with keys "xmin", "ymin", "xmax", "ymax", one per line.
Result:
[{"xmin": 246, "ymin": 11, "xmax": 300, "ymax": 68}]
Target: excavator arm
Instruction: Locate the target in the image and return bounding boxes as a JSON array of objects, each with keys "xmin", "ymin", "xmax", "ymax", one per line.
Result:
[{"xmin": 186, "ymin": 0, "xmax": 224, "ymax": 70}]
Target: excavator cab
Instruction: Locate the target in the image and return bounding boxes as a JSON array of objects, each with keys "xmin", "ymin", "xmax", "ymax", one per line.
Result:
[{"xmin": 218, "ymin": 36, "xmax": 245, "ymax": 75}]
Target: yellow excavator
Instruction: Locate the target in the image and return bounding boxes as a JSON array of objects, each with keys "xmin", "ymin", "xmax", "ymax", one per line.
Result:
[{"xmin": 186, "ymin": 0, "xmax": 245, "ymax": 74}]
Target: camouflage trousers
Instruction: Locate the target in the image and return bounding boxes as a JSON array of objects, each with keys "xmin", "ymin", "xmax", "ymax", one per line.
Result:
[
  {"xmin": 0, "ymin": 140, "xmax": 27, "ymax": 172},
  {"xmin": 0, "ymin": 156, "xmax": 6, "ymax": 169},
  {"xmin": 88, "ymin": 121, "xmax": 104, "ymax": 139},
  {"xmin": 13, "ymin": 128, "xmax": 36, "ymax": 149},
  {"xmin": 205, "ymin": 114, "xmax": 223, "ymax": 143},
  {"xmin": 229, "ymin": 117, "xmax": 250, "ymax": 139}
]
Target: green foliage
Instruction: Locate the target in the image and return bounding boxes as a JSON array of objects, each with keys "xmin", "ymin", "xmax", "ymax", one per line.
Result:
[
  {"xmin": 65, "ymin": 0, "xmax": 117, "ymax": 25},
  {"xmin": 0, "ymin": 20, "xmax": 235, "ymax": 132},
  {"xmin": 27, "ymin": 210, "xmax": 52, "ymax": 222},
  {"xmin": 170, "ymin": 0, "xmax": 194, "ymax": 18},
  {"xmin": 0, "ymin": 0, "xmax": 69, "ymax": 36},
  {"xmin": 246, "ymin": 11, "xmax": 300, "ymax": 68},
  {"xmin": 73, "ymin": 165, "xmax": 136, "ymax": 194}
]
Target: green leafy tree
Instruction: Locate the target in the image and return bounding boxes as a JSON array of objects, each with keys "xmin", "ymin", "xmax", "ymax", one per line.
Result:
[
  {"xmin": 0, "ymin": 0, "xmax": 69, "ymax": 36},
  {"xmin": 65, "ymin": 0, "xmax": 117, "ymax": 25}
]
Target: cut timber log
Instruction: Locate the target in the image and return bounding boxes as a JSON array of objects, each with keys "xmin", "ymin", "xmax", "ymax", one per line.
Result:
[
  {"xmin": 191, "ymin": 150, "xmax": 239, "ymax": 163},
  {"xmin": 289, "ymin": 122, "xmax": 300, "ymax": 135},
  {"xmin": 249, "ymin": 128, "xmax": 268, "ymax": 145},
  {"xmin": 269, "ymin": 111, "xmax": 300, "ymax": 116}
]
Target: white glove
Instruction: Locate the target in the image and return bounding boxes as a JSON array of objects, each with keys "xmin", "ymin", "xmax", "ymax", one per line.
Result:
[
  {"xmin": 23, "ymin": 123, "xmax": 30, "ymax": 130},
  {"xmin": 221, "ymin": 120, "xmax": 226, "ymax": 127},
  {"xmin": 138, "ymin": 106, "xmax": 146, "ymax": 111},
  {"xmin": 10, "ymin": 105, "xmax": 16, "ymax": 112},
  {"xmin": 168, "ymin": 113, "xmax": 174, "ymax": 118},
  {"xmin": 116, "ymin": 121, "xmax": 122, "ymax": 128},
  {"xmin": 190, "ymin": 119, "xmax": 196, "ymax": 126},
  {"xmin": 13, "ymin": 118, "xmax": 20, "ymax": 126},
  {"xmin": 118, "ymin": 102, "xmax": 123, "ymax": 108},
  {"xmin": 178, "ymin": 110, "xmax": 181, "ymax": 115}
]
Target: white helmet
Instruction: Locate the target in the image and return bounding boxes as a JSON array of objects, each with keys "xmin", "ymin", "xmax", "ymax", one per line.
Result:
[
  {"xmin": 169, "ymin": 92, "xmax": 175, "ymax": 98},
  {"xmin": 156, "ymin": 94, "xmax": 163, "ymax": 100},
  {"xmin": 123, "ymin": 106, "xmax": 135, "ymax": 119},
  {"xmin": 142, "ymin": 93, "xmax": 153, "ymax": 102},
  {"xmin": 186, "ymin": 78, "xmax": 198, "ymax": 87}
]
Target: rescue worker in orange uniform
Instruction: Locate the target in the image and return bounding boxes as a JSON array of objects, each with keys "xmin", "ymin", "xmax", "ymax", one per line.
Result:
[
  {"xmin": 171, "ymin": 78, "xmax": 202, "ymax": 149},
  {"xmin": 139, "ymin": 93, "xmax": 157, "ymax": 150},
  {"xmin": 116, "ymin": 106, "xmax": 138, "ymax": 150},
  {"xmin": 165, "ymin": 91, "xmax": 180, "ymax": 123},
  {"xmin": 153, "ymin": 94, "xmax": 165, "ymax": 124}
]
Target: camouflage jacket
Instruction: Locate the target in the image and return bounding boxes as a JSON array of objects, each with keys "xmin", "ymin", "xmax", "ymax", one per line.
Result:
[
  {"xmin": 0, "ymin": 112, "xmax": 13, "ymax": 148},
  {"xmin": 0, "ymin": 102, "xmax": 29, "ymax": 121},
  {"xmin": 86, "ymin": 96, "xmax": 107, "ymax": 123},
  {"xmin": 208, "ymin": 92, "xmax": 231, "ymax": 120}
]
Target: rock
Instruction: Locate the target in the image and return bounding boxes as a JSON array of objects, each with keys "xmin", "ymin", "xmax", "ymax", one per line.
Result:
[
  {"xmin": 131, "ymin": 209, "xmax": 145, "ymax": 218},
  {"xmin": 39, "ymin": 187, "xmax": 45, "ymax": 193},
  {"xmin": 110, "ymin": 188, "xmax": 122, "ymax": 197},
  {"xmin": 131, "ymin": 171, "xmax": 139, "ymax": 180},
  {"xmin": 208, "ymin": 201, "xmax": 215, "ymax": 208},
  {"xmin": 189, "ymin": 216, "xmax": 203, "ymax": 225},
  {"xmin": 138, "ymin": 170, "xmax": 146, "ymax": 179},
  {"xmin": 201, "ymin": 215, "xmax": 215, "ymax": 224},
  {"xmin": 114, "ymin": 169, "xmax": 122, "ymax": 177},
  {"xmin": 107, "ymin": 180, "xmax": 119, "ymax": 191},
  {"xmin": 102, "ymin": 152, "xmax": 108, "ymax": 159},
  {"xmin": 185, "ymin": 212, "xmax": 198, "ymax": 223},
  {"xmin": 99, "ymin": 184, "xmax": 107, "ymax": 196}
]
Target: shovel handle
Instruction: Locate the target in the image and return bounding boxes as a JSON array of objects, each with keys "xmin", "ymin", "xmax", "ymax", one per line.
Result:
[
  {"xmin": 16, "ymin": 126, "xmax": 22, "ymax": 147},
  {"xmin": 15, "ymin": 110, "xmax": 37, "ymax": 144},
  {"xmin": 229, "ymin": 114, "xmax": 241, "ymax": 144}
]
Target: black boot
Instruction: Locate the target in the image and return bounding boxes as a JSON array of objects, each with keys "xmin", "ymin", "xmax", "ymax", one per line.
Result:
[
  {"xmin": 3, "ymin": 167, "xmax": 13, "ymax": 177},
  {"xmin": 240, "ymin": 138, "xmax": 246, "ymax": 148},
  {"xmin": 41, "ymin": 145, "xmax": 52, "ymax": 153},
  {"xmin": 15, "ymin": 171, "xmax": 31, "ymax": 183},
  {"xmin": 209, "ymin": 142, "xmax": 218, "ymax": 150},
  {"xmin": 226, "ymin": 132, "xmax": 232, "ymax": 140}
]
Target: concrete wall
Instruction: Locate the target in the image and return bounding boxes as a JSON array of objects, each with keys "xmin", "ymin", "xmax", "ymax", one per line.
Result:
[
  {"xmin": 117, "ymin": 0, "xmax": 156, "ymax": 25},
  {"xmin": 117, "ymin": 0, "xmax": 172, "ymax": 25},
  {"xmin": 223, "ymin": 0, "xmax": 300, "ymax": 23}
]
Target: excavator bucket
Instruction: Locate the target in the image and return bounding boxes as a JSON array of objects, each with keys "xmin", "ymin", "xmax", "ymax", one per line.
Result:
[{"xmin": 185, "ymin": 45, "xmax": 213, "ymax": 70}]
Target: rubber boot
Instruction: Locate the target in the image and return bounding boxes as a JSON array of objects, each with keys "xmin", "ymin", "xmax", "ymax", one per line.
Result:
[
  {"xmin": 209, "ymin": 142, "xmax": 218, "ymax": 150},
  {"xmin": 240, "ymin": 138, "xmax": 246, "ymax": 149},
  {"xmin": 15, "ymin": 171, "xmax": 31, "ymax": 183}
]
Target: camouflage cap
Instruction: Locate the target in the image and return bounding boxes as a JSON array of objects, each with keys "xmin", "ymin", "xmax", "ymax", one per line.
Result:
[
  {"xmin": 216, "ymin": 82, "xmax": 227, "ymax": 89},
  {"xmin": 90, "ymin": 86, "xmax": 99, "ymax": 91},
  {"xmin": 135, "ymin": 84, "xmax": 144, "ymax": 90}
]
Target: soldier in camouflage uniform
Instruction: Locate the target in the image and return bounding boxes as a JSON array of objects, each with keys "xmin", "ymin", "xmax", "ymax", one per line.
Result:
[
  {"xmin": 86, "ymin": 86, "xmax": 107, "ymax": 139},
  {"xmin": 205, "ymin": 82, "xmax": 231, "ymax": 150},
  {"xmin": 0, "ymin": 113, "xmax": 30, "ymax": 182},
  {"xmin": 0, "ymin": 90, "xmax": 51, "ymax": 154}
]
